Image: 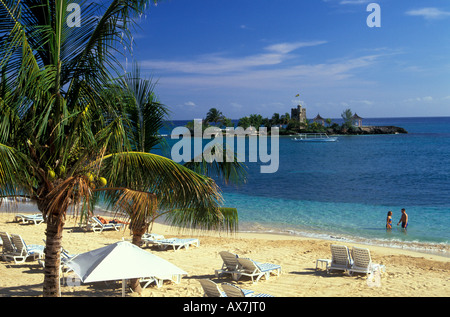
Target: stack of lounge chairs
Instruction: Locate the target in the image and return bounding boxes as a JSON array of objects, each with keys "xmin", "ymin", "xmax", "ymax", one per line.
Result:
[
  {"xmin": 0, "ymin": 232, "xmax": 45, "ymax": 264},
  {"xmin": 215, "ymin": 251, "xmax": 281, "ymax": 284},
  {"xmin": 317, "ymin": 244, "xmax": 386, "ymax": 277}
]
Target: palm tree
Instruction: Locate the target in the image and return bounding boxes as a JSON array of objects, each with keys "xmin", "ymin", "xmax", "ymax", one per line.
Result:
[
  {"xmin": 341, "ymin": 108, "xmax": 355, "ymax": 130},
  {"xmin": 205, "ymin": 107, "xmax": 225, "ymax": 126},
  {"xmin": 281, "ymin": 112, "xmax": 290, "ymax": 125},
  {"xmin": 0, "ymin": 0, "xmax": 242, "ymax": 297}
]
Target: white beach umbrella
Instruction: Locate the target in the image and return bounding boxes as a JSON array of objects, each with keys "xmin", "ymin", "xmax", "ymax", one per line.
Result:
[{"xmin": 65, "ymin": 241, "xmax": 187, "ymax": 296}]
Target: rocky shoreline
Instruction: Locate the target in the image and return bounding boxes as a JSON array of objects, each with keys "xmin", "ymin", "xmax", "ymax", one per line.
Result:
[{"xmin": 328, "ymin": 125, "xmax": 408, "ymax": 135}]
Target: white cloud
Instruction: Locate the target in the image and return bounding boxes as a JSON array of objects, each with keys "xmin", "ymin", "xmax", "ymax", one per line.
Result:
[
  {"xmin": 265, "ymin": 41, "xmax": 327, "ymax": 54},
  {"xmin": 403, "ymin": 96, "xmax": 434, "ymax": 103},
  {"xmin": 140, "ymin": 41, "xmax": 326, "ymax": 75},
  {"xmin": 230, "ymin": 102, "xmax": 243, "ymax": 109},
  {"xmin": 145, "ymin": 50, "xmax": 385, "ymax": 93},
  {"xmin": 339, "ymin": 0, "xmax": 371, "ymax": 5},
  {"xmin": 184, "ymin": 101, "xmax": 196, "ymax": 107},
  {"xmin": 406, "ymin": 8, "xmax": 450, "ymax": 20},
  {"xmin": 157, "ymin": 55, "xmax": 374, "ymax": 88},
  {"xmin": 322, "ymin": 0, "xmax": 371, "ymax": 5}
]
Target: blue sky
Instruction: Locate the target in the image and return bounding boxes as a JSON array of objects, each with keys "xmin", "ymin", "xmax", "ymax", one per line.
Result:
[{"xmin": 128, "ymin": 0, "xmax": 450, "ymax": 120}]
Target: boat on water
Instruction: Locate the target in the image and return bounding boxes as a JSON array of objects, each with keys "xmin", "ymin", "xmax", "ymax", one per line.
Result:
[{"xmin": 291, "ymin": 133, "xmax": 338, "ymax": 142}]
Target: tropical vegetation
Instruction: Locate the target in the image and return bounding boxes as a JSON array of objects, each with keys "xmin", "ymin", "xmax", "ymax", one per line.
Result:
[
  {"xmin": 0, "ymin": 0, "xmax": 245, "ymax": 297},
  {"xmin": 189, "ymin": 108, "xmax": 361, "ymax": 135}
]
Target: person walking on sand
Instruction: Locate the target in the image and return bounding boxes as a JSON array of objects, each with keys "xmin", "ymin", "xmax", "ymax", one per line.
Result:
[
  {"xmin": 397, "ymin": 208, "xmax": 408, "ymax": 230},
  {"xmin": 386, "ymin": 211, "xmax": 393, "ymax": 230}
]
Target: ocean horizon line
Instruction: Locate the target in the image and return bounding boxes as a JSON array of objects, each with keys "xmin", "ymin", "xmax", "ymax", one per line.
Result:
[{"xmin": 167, "ymin": 115, "xmax": 450, "ymax": 122}]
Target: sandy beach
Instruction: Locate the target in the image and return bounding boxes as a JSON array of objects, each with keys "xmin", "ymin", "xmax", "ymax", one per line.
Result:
[{"xmin": 0, "ymin": 212, "xmax": 448, "ymax": 298}]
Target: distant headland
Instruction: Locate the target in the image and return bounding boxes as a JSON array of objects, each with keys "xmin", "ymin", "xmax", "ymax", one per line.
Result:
[{"xmin": 184, "ymin": 106, "xmax": 408, "ymax": 135}]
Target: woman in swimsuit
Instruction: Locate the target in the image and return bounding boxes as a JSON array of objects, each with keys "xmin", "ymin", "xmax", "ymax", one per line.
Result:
[{"xmin": 386, "ymin": 211, "xmax": 393, "ymax": 230}]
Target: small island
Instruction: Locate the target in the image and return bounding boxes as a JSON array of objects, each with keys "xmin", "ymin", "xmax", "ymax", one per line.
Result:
[
  {"xmin": 184, "ymin": 106, "xmax": 408, "ymax": 136},
  {"xmin": 284, "ymin": 106, "xmax": 408, "ymax": 136}
]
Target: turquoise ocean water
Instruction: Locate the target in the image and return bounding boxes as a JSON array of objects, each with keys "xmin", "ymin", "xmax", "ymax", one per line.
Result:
[
  {"xmin": 164, "ymin": 117, "xmax": 450, "ymax": 255},
  {"xmin": 3, "ymin": 117, "xmax": 449, "ymax": 255}
]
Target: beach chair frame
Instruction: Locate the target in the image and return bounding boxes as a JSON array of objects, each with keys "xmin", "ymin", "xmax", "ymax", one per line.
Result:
[
  {"xmin": 326, "ymin": 244, "xmax": 353, "ymax": 274},
  {"xmin": 14, "ymin": 214, "xmax": 44, "ymax": 225},
  {"xmin": 5, "ymin": 234, "xmax": 44, "ymax": 264},
  {"xmin": 156, "ymin": 238, "xmax": 199, "ymax": 251},
  {"xmin": 0, "ymin": 232, "xmax": 16, "ymax": 260},
  {"xmin": 215, "ymin": 251, "xmax": 240, "ymax": 278},
  {"xmin": 348, "ymin": 246, "xmax": 386, "ymax": 277},
  {"xmin": 140, "ymin": 272, "xmax": 184, "ymax": 289},
  {"xmin": 221, "ymin": 282, "xmax": 273, "ymax": 297},
  {"xmin": 233, "ymin": 258, "xmax": 281, "ymax": 284},
  {"xmin": 141, "ymin": 233, "xmax": 165, "ymax": 247},
  {"xmin": 198, "ymin": 279, "xmax": 227, "ymax": 297},
  {"xmin": 87, "ymin": 216, "xmax": 124, "ymax": 233}
]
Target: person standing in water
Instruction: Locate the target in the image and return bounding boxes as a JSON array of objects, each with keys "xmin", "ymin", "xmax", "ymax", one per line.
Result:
[
  {"xmin": 386, "ymin": 211, "xmax": 393, "ymax": 230},
  {"xmin": 397, "ymin": 208, "xmax": 408, "ymax": 230}
]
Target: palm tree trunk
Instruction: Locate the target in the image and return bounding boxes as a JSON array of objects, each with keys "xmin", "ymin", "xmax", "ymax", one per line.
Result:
[
  {"xmin": 129, "ymin": 222, "xmax": 149, "ymax": 293},
  {"xmin": 42, "ymin": 213, "xmax": 65, "ymax": 297}
]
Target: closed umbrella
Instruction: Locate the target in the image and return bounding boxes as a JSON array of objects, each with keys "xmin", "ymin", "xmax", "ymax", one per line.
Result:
[{"xmin": 66, "ymin": 241, "xmax": 187, "ymax": 296}]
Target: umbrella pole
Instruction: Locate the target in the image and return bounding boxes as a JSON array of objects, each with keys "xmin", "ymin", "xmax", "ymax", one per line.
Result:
[{"xmin": 122, "ymin": 279, "xmax": 126, "ymax": 297}]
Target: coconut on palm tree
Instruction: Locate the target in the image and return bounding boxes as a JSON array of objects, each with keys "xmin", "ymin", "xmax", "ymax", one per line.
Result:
[{"xmin": 0, "ymin": 0, "xmax": 245, "ymax": 297}]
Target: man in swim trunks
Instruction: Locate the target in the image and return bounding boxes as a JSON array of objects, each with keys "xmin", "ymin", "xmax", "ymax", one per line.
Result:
[{"xmin": 397, "ymin": 208, "xmax": 408, "ymax": 229}]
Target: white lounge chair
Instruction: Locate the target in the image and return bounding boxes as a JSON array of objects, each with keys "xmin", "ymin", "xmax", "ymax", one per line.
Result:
[
  {"xmin": 221, "ymin": 282, "xmax": 274, "ymax": 297},
  {"xmin": 6, "ymin": 234, "xmax": 44, "ymax": 264},
  {"xmin": 0, "ymin": 232, "xmax": 16, "ymax": 260},
  {"xmin": 39, "ymin": 247, "xmax": 78, "ymax": 275},
  {"xmin": 215, "ymin": 251, "xmax": 240, "ymax": 278},
  {"xmin": 198, "ymin": 279, "xmax": 254, "ymax": 297},
  {"xmin": 87, "ymin": 216, "xmax": 124, "ymax": 233},
  {"xmin": 140, "ymin": 276, "xmax": 165, "ymax": 289},
  {"xmin": 326, "ymin": 244, "xmax": 353, "ymax": 274},
  {"xmin": 14, "ymin": 214, "xmax": 44, "ymax": 225},
  {"xmin": 233, "ymin": 258, "xmax": 281, "ymax": 283},
  {"xmin": 349, "ymin": 247, "xmax": 386, "ymax": 277},
  {"xmin": 140, "ymin": 272, "xmax": 184, "ymax": 289},
  {"xmin": 153, "ymin": 237, "xmax": 200, "ymax": 251},
  {"xmin": 141, "ymin": 233, "xmax": 165, "ymax": 247},
  {"xmin": 199, "ymin": 279, "xmax": 226, "ymax": 297}
]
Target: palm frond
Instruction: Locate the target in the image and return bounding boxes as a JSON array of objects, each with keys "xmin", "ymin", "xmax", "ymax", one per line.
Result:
[
  {"xmin": 122, "ymin": 61, "xmax": 169, "ymax": 152},
  {"xmin": 98, "ymin": 151, "xmax": 223, "ymax": 212},
  {"xmin": 166, "ymin": 207, "xmax": 239, "ymax": 233},
  {"xmin": 0, "ymin": 143, "xmax": 33, "ymax": 200},
  {"xmin": 184, "ymin": 143, "xmax": 248, "ymax": 186},
  {"xmin": 96, "ymin": 187, "xmax": 158, "ymax": 232}
]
